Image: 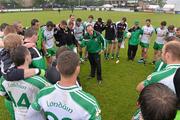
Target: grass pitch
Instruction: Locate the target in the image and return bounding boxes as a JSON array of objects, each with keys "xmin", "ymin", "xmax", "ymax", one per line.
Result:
[{"xmin": 0, "ymin": 10, "xmax": 180, "ymax": 120}]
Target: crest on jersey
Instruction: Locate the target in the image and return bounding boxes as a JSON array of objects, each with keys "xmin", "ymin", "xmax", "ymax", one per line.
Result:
[
  {"xmin": 96, "ymin": 109, "xmax": 101, "ymax": 117},
  {"xmin": 147, "ymin": 75, "xmax": 152, "ymax": 80}
]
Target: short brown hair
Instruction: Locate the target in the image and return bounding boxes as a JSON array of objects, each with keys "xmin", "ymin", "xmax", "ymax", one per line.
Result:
[
  {"xmin": 11, "ymin": 46, "xmax": 29, "ymax": 66},
  {"xmin": 4, "ymin": 25, "xmax": 17, "ymax": 36},
  {"xmin": 24, "ymin": 28, "xmax": 37, "ymax": 38},
  {"xmin": 57, "ymin": 51, "xmax": 79, "ymax": 77},
  {"xmin": 176, "ymin": 27, "xmax": 180, "ymax": 31},
  {"xmin": 88, "ymin": 15, "xmax": 94, "ymax": 19},
  {"xmin": 139, "ymin": 83, "xmax": 177, "ymax": 120},
  {"xmin": 4, "ymin": 33, "xmax": 23, "ymax": 51},
  {"xmin": 164, "ymin": 41, "xmax": 180, "ymax": 61},
  {"xmin": 61, "ymin": 20, "xmax": 67, "ymax": 25},
  {"xmin": 56, "ymin": 46, "xmax": 70, "ymax": 58},
  {"xmin": 168, "ymin": 25, "xmax": 175, "ymax": 31},
  {"xmin": 165, "ymin": 36, "xmax": 178, "ymax": 43}
]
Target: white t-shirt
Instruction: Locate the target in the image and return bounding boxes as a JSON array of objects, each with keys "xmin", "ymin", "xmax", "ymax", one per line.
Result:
[
  {"xmin": 141, "ymin": 25, "xmax": 154, "ymax": 44},
  {"xmin": 155, "ymin": 27, "xmax": 168, "ymax": 44},
  {"xmin": 0, "ymin": 76, "xmax": 50, "ymax": 120},
  {"xmin": 74, "ymin": 24, "xmax": 84, "ymax": 41},
  {"xmin": 43, "ymin": 26, "xmax": 55, "ymax": 49},
  {"xmin": 28, "ymin": 84, "xmax": 101, "ymax": 120}
]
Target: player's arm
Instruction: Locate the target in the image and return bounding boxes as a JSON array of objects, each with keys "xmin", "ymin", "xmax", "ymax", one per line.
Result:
[
  {"xmin": 89, "ymin": 98, "xmax": 101, "ymax": 120},
  {"xmin": 0, "ymin": 40, "xmax": 4, "ymax": 48},
  {"xmin": 72, "ymin": 35, "xmax": 78, "ymax": 47},
  {"xmin": 80, "ymin": 36, "xmax": 87, "ymax": 48},
  {"xmin": 128, "ymin": 27, "xmax": 134, "ymax": 32},
  {"xmin": 27, "ymin": 91, "xmax": 45, "ymax": 120},
  {"xmin": 100, "ymin": 34, "xmax": 106, "ymax": 50},
  {"xmin": 54, "ymin": 28, "xmax": 62, "ymax": 46},
  {"xmin": 5, "ymin": 68, "xmax": 45, "ymax": 81},
  {"xmin": 150, "ymin": 27, "xmax": 155, "ymax": 37},
  {"xmin": 140, "ymin": 28, "xmax": 144, "ymax": 35},
  {"xmin": 41, "ymin": 32, "xmax": 47, "ymax": 56},
  {"xmin": 0, "ymin": 78, "xmax": 6, "ymax": 96},
  {"xmin": 136, "ymin": 74, "xmax": 154, "ymax": 93},
  {"xmin": 136, "ymin": 81, "xmax": 145, "ymax": 93},
  {"xmin": 30, "ymin": 48, "xmax": 46, "ymax": 70},
  {"xmin": 26, "ymin": 106, "xmax": 45, "ymax": 120}
]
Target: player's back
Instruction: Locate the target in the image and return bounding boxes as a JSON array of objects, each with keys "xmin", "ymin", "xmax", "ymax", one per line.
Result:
[
  {"xmin": 34, "ymin": 83, "xmax": 101, "ymax": 120},
  {"xmin": 1, "ymin": 76, "xmax": 50, "ymax": 120}
]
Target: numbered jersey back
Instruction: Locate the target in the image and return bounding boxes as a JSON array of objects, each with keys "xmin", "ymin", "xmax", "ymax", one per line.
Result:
[{"xmin": 1, "ymin": 76, "xmax": 49, "ymax": 120}]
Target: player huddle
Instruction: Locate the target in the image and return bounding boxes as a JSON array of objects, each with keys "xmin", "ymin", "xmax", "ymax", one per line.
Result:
[{"xmin": 0, "ymin": 14, "xmax": 179, "ymax": 120}]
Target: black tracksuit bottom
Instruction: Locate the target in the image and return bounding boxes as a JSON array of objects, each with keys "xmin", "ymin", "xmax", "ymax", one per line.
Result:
[
  {"xmin": 128, "ymin": 45, "xmax": 138, "ymax": 60},
  {"xmin": 88, "ymin": 53, "xmax": 102, "ymax": 81}
]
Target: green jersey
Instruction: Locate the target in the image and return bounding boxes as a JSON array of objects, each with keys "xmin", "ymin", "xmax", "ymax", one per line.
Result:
[
  {"xmin": 132, "ymin": 108, "xmax": 142, "ymax": 120},
  {"xmin": 28, "ymin": 83, "xmax": 101, "ymax": 120},
  {"xmin": 154, "ymin": 59, "xmax": 167, "ymax": 72},
  {"xmin": 144, "ymin": 64, "xmax": 180, "ymax": 93},
  {"xmin": 37, "ymin": 27, "xmax": 44, "ymax": 51},
  {"xmin": 0, "ymin": 76, "xmax": 51, "ymax": 120},
  {"xmin": 128, "ymin": 27, "xmax": 143, "ymax": 45},
  {"xmin": 80, "ymin": 31, "xmax": 106, "ymax": 53},
  {"xmin": 28, "ymin": 47, "xmax": 47, "ymax": 70}
]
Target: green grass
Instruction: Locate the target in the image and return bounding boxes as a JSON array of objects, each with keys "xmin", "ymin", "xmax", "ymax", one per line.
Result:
[{"xmin": 0, "ymin": 10, "xmax": 180, "ymax": 120}]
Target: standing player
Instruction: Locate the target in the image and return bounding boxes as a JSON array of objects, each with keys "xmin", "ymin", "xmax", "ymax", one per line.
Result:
[
  {"xmin": 42, "ymin": 21, "xmax": 56, "ymax": 67},
  {"xmin": 83, "ymin": 15, "xmax": 95, "ymax": 60},
  {"xmin": 136, "ymin": 41, "xmax": 180, "ymax": 93},
  {"xmin": 54, "ymin": 20, "xmax": 68, "ymax": 47},
  {"xmin": 80, "ymin": 25, "xmax": 106, "ymax": 83},
  {"xmin": 127, "ymin": 21, "xmax": 143, "ymax": 61},
  {"xmin": 0, "ymin": 46, "xmax": 50, "ymax": 120},
  {"xmin": 13, "ymin": 21, "xmax": 25, "ymax": 36},
  {"xmin": 152, "ymin": 21, "xmax": 168, "ymax": 64},
  {"xmin": 67, "ymin": 14, "xmax": 76, "ymax": 29},
  {"xmin": 167, "ymin": 25, "xmax": 176, "ymax": 37},
  {"xmin": 84, "ymin": 15, "xmax": 95, "ymax": 29},
  {"xmin": 66, "ymin": 21, "xmax": 78, "ymax": 53},
  {"xmin": 138, "ymin": 19, "xmax": 154, "ymax": 64},
  {"xmin": 24, "ymin": 28, "xmax": 47, "ymax": 69},
  {"xmin": 27, "ymin": 51, "xmax": 101, "ymax": 120},
  {"xmin": 74, "ymin": 18, "xmax": 85, "ymax": 62},
  {"xmin": 154, "ymin": 36, "xmax": 178, "ymax": 72},
  {"xmin": 116, "ymin": 17, "xmax": 128, "ymax": 59},
  {"xmin": 104, "ymin": 19, "xmax": 116, "ymax": 59},
  {"xmin": 94, "ymin": 18, "xmax": 105, "ymax": 34}
]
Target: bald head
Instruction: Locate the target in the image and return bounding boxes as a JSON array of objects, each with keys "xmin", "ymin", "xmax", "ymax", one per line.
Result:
[{"xmin": 162, "ymin": 41, "xmax": 180, "ymax": 63}]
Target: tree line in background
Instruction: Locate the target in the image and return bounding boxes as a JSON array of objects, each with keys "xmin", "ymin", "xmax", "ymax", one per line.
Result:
[
  {"xmin": 0, "ymin": 0, "xmax": 104, "ymax": 8},
  {"xmin": 0, "ymin": 0, "xmax": 166, "ymax": 8}
]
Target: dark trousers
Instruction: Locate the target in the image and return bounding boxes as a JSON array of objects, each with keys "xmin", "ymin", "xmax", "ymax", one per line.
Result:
[
  {"xmin": 88, "ymin": 53, "xmax": 102, "ymax": 81},
  {"xmin": 128, "ymin": 45, "xmax": 138, "ymax": 60}
]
